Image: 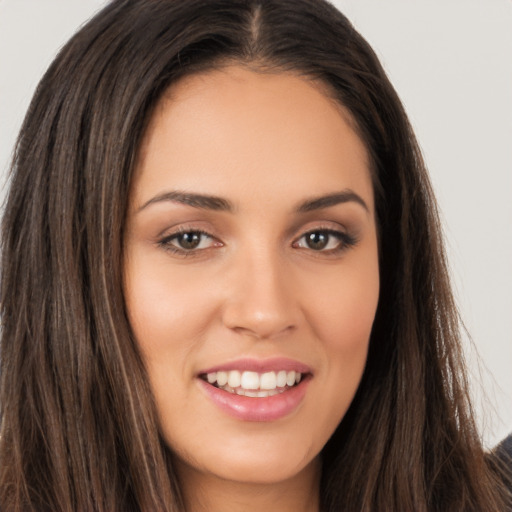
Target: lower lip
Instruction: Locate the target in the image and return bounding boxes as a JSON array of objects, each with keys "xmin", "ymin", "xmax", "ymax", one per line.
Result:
[{"xmin": 198, "ymin": 377, "xmax": 310, "ymax": 422}]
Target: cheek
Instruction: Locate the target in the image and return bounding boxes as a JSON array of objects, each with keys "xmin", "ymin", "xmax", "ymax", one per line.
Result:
[
  {"xmin": 123, "ymin": 251, "xmax": 219, "ymax": 366},
  {"xmin": 303, "ymin": 253, "xmax": 379, "ymax": 417},
  {"xmin": 123, "ymin": 257, "xmax": 220, "ymax": 431},
  {"xmin": 306, "ymin": 256, "xmax": 379, "ymax": 352}
]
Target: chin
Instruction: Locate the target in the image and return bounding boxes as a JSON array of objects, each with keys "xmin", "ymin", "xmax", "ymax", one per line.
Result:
[{"xmin": 170, "ymin": 429, "xmax": 321, "ymax": 486}]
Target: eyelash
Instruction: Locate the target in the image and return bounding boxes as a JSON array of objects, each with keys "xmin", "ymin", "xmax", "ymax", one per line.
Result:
[
  {"xmin": 293, "ymin": 228, "xmax": 358, "ymax": 255},
  {"xmin": 158, "ymin": 228, "xmax": 216, "ymax": 257},
  {"xmin": 157, "ymin": 227, "xmax": 358, "ymax": 257}
]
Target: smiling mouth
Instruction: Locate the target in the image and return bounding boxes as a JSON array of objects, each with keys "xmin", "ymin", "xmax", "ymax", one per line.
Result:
[{"xmin": 199, "ymin": 370, "xmax": 305, "ymax": 398}]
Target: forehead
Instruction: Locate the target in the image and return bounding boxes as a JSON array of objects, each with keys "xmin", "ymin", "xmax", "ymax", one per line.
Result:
[{"xmin": 133, "ymin": 65, "xmax": 374, "ymax": 213}]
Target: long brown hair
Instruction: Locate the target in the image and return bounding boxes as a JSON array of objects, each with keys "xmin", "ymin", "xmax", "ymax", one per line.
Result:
[{"xmin": 1, "ymin": 1, "xmax": 510, "ymax": 510}]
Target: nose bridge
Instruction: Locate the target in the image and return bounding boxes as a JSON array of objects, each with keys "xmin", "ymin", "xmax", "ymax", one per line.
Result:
[{"xmin": 222, "ymin": 242, "xmax": 298, "ymax": 339}]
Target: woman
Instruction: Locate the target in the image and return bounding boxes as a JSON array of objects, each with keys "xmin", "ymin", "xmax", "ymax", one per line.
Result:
[{"xmin": 0, "ymin": 0, "xmax": 510, "ymax": 510}]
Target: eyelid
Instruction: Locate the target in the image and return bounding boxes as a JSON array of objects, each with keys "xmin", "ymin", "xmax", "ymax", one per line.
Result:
[
  {"xmin": 292, "ymin": 225, "xmax": 358, "ymax": 254},
  {"xmin": 157, "ymin": 227, "xmax": 222, "ymax": 256}
]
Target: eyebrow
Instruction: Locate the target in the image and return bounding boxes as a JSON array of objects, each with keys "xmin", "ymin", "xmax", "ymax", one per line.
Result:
[
  {"xmin": 296, "ymin": 190, "xmax": 369, "ymax": 213},
  {"xmin": 138, "ymin": 191, "xmax": 233, "ymax": 212},
  {"xmin": 137, "ymin": 189, "xmax": 369, "ymax": 214}
]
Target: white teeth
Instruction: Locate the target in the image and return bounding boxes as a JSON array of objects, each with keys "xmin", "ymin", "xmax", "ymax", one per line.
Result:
[
  {"xmin": 276, "ymin": 370, "xmax": 287, "ymax": 388},
  {"xmin": 216, "ymin": 371, "xmax": 228, "ymax": 387},
  {"xmin": 240, "ymin": 371, "xmax": 260, "ymax": 390},
  {"xmin": 260, "ymin": 371, "xmax": 277, "ymax": 390},
  {"xmin": 204, "ymin": 369, "xmax": 305, "ymax": 395},
  {"xmin": 227, "ymin": 370, "xmax": 241, "ymax": 388}
]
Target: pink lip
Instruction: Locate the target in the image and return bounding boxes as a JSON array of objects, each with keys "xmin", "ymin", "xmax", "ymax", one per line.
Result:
[
  {"xmin": 198, "ymin": 376, "xmax": 311, "ymax": 422},
  {"xmin": 198, "ymin": 357, "xmax": 312, "ymax": 375}
]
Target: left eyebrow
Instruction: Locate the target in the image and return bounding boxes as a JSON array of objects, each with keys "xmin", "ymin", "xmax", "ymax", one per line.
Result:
[{"xmin": 296, "ymin": 190, "xmax": 370, "ymax": 213}]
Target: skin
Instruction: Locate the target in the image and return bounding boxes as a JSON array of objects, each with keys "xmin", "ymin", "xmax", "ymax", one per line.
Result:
[{"xmin": 124, "ymin": 65, "xmax": 380, "ymax": 512}]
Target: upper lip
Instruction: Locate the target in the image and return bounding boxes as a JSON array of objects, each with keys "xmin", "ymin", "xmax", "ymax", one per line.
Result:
[{"xmin": 198, "ymin": 357, "xmax": 312, "ymax": 376}]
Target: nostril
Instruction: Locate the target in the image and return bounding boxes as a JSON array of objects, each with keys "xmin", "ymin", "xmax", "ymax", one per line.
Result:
[{"xmin": 230, "ymin": 324, "xmax": 296, "ymax": 340}]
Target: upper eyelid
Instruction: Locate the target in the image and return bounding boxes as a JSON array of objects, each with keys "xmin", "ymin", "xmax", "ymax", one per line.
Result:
[
  {"xmin": 160, "ymin": 225, "xmax": 212, "ymax": 239},
  {"xmin": 292, "ymin": 225, "xmax": 347, "ymax": 242},
  {"xmin": 161, "ymin": 229, "xmax": 215, "ymax": 244},
  {"xmin": 153, "ymin": 218, "xmax": 219, "ymax": 239},
  {"xmin": 157, "ymin": 229, "xmax": 219, "ymax": 257},
  {"xmin": 297, "ymin": 227, "xmax": 345, "ymax": 236},
  {"xmin": 293, "ymin": 228, "xmax": 349, "ymax": 247}
]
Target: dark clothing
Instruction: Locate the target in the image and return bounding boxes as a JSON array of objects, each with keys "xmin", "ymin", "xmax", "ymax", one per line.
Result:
[
  {"xmin": 497, "ymin": 434, "xmax": 512, "ymax": 461},
  {"xmin": 496, "ymin": 433, "xmax": 512, "ymax": 469},
  {"xmin": 494, "ymin": 433, "xmax": 512, "ymax": 509}
]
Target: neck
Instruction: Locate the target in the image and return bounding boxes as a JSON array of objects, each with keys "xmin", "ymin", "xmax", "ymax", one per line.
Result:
[{"xmin": 176, "ymin": 456, "xmax": 321, "ymax": 512}]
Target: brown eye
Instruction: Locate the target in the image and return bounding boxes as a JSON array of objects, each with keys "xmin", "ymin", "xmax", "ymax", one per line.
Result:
[
  {"xmin": 304, "ymin": 232, "xmax": 329, "ymax": 250},
  {"xmin": 175, "ymin": 232, "xmax": 203, "ymax": 250},
  {"xmin": 160, "ymin": 230, "xmax": 216, "ymax": 252},
  {"xmin": 294, "ymin": 229, "xmax": 356, "ymax": 253}
]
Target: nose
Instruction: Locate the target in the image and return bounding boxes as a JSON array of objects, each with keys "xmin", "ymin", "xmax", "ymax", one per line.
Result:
[{"xmin": 221, "ymin": 249, "xmax": 299, "ymax": 340}]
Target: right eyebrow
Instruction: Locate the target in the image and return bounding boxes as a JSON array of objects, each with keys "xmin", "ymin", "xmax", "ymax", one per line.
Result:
[{"xmin": 137, "ymin": 191, "xmax": 234, "ymax": 213}]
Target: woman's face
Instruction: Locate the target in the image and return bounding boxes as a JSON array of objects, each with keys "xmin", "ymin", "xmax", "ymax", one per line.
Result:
[{"xmin": 124, "ymin": 66, "xmax": 379, "ymax": 485}]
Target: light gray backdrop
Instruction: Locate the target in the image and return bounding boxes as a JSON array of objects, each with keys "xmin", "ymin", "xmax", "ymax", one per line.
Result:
[{"xmin": 1, "ymin": 0, "xmax": 511, "ymax": 447}]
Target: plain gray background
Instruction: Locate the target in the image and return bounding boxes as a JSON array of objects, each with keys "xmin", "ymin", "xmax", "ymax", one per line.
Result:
[{"xmin": 1, "ymin": 0, "xmax": 511, "ymax": 447}]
